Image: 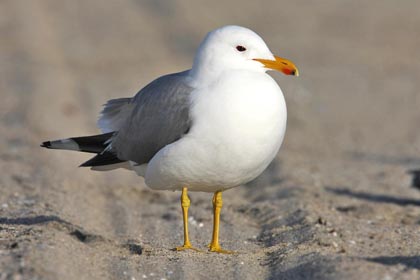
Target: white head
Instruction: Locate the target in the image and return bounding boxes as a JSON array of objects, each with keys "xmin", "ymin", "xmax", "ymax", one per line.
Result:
[{"xmin": 190, "ymin": 25, "xmax": 298, "ymax": 82}]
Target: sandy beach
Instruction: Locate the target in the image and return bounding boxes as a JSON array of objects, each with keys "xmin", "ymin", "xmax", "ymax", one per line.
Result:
[{"xmin": 1, "ymin": 1, "xmax": 420, "ymax": 279}]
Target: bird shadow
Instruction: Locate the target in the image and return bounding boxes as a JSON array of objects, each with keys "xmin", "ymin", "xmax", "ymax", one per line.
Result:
[
  {"xmin": 325, "ymin": 187, "xmax": 420, "ymax": 207},
  {"xmin": 366, "ymin": 255, "xmax": 420, "ymax": 270}
]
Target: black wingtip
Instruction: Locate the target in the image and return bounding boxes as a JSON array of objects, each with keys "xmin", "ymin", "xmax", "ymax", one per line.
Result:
[{"xmin": 41, "ymin": 141, "xmax": 51, "ymax": 148}]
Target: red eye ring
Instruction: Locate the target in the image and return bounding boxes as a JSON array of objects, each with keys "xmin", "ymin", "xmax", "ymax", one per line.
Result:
[{"xmin": 236, "ymin": 45, "xmax": 246, "ymax": 52}]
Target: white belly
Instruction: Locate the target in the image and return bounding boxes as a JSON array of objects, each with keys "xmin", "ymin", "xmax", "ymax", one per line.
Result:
[{"xmin": 144, "ymin": 71, "xmax": 287, "ymax": 192}]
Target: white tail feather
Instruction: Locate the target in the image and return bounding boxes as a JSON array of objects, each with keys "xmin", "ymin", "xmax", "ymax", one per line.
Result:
[{"xmin": 97, "ymin": 98, "xmax": 133, "ymax": 133}]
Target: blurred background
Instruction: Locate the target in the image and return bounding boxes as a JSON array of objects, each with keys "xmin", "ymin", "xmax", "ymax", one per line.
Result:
[{"xmin": 1, "ymin": 1, "xmax": 420, "ymax": 279}]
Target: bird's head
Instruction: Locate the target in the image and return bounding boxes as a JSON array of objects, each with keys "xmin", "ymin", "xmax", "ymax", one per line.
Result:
[{"xmin": 191, "ymin": 25, "xmax": 299, "ymax": 81}]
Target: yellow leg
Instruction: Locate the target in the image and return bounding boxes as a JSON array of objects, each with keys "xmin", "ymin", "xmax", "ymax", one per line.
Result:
[
  {"xmin": 208, "ymin": 191, "xmax": 234, "ymax": 254},
  {"xmin": 174, "ymin": 187, "xmax": 201, "ymax": 252}
]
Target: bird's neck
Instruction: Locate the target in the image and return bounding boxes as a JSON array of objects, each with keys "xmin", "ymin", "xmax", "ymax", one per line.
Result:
[{"xmin": 189, "ymin": 63, "xmax": 222, "ymax": 88}]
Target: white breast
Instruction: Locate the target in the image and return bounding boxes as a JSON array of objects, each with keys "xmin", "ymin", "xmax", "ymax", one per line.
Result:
[{"xmin": 145, "ymin": 71, "xmax": 287, "ymax": 192}]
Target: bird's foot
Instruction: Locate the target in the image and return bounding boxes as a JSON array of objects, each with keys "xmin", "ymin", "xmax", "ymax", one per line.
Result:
[
  {"xmin": 174, "ymin": 244, "xmax": 203, "ymax": 252},
  {"xmin": 208, "ymin": 243, "xmax": 235, "ymax": 254}
]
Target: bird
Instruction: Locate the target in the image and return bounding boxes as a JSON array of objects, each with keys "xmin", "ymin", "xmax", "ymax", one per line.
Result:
[{"xmin": 41, "ymin": 25, "xmax": 299, "ymax": 253}]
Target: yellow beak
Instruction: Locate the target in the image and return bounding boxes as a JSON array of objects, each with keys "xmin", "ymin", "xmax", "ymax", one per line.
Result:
[{"xmin": 253, "ymin": 55, "xmax": 299, "ymax": 76}]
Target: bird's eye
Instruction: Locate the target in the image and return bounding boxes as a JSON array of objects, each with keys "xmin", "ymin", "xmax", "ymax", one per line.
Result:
[{"xmin": 236, "ymin": 45, "xmax": 246, "ymax": 52}]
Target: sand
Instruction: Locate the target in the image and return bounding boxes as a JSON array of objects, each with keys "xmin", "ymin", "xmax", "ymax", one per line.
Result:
[{"xmin": 1, "ymin": 1, "xmax": 420, "ymax": 279}]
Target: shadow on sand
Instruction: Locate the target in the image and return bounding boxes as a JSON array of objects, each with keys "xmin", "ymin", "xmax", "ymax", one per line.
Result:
[
  {"xmin": 326, "ymin": 187, "xmax": 420, "ymax": 207},
  {"xmin": 366, "ymin": 255, "xmax": 420, "ymax": 270},
  {"xmin": 0, "ymin": 215, "xmax": 71, "ymax": 226},
  {"xmin": 0, "ymin": 215, "xmax": 103, "ymax": 244}
]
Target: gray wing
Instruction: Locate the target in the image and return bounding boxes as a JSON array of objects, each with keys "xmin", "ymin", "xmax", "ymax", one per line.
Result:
[{"xmin": 111, "ymin": 70, "xmax": 193, "ymax": 165}]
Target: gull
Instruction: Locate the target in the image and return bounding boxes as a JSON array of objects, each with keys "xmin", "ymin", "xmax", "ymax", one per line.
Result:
[{"xmin": 41, "ymin": 25, "xmax": 299, "ymax": 253}]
